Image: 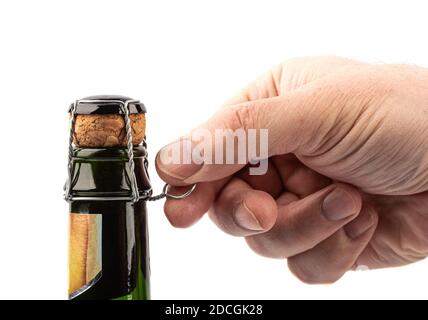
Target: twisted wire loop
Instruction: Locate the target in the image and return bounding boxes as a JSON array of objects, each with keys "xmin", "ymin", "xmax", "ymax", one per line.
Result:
[
  {"xmin": 64, "ymin": 101, "xmax": 78, "ymax": 201},
  {"xmin": 147, "ymin": 192, "xmax": 167, "ymax": 201},
  {"xmin": 147, "ymin": 183, "xmax": 197, "ymax": 201},
  {"xmin": 121, "ymin": 100, "xmax": 140, "ymax": 203}
]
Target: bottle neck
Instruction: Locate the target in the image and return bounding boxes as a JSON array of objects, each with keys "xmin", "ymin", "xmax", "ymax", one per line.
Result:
[{"xmin": 69, "ymin": 146, "xmax": 151, "ymax": 200}]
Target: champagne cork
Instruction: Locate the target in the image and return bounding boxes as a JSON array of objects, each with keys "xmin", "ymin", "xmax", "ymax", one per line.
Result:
[
  {"xmin": 73, "ymin": 113, "xmax": 146, "ymax": 147},
  {"xmin": 70, "ymin": 95, "xmax": 147, "ymax": 147}
]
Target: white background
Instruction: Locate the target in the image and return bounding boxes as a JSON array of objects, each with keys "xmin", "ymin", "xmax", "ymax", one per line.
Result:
[{"xmin": 0, "ymin": 0, "xmax": 427, "ymax": 300}]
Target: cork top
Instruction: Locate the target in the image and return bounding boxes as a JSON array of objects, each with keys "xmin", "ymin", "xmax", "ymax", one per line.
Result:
[
  {"xmin": 69, "ymin": 95, "xmax": 147, "ymax": 115},
  {"xmin": 70, "ymin": 95, "xmax": 147, "ymax": 148}
]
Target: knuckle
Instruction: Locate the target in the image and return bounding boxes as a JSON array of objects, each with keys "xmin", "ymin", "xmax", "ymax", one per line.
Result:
[
  {"xmin": 228, "ymin": 104, "xmax": 257, "ymax": 131},
  {"xmin": 208, "ymin": 207, "xmax": 252, "ymax": 237},
  {"xmin": 396, "ymin": 222, "xmax": 428, "ymax": 260}
]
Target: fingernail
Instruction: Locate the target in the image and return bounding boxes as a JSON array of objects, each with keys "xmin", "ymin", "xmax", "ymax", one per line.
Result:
[
  {"xmin": 157, "ymin": 139, "xmax": 203, "ymax": 180},
  {"xmin": 344, "ymin": 209, "xmax": 375, "ymax": 239},
  {"xmin": 322, "ymin": 188, "xmax": 358, "ymax": 221},
  {"xmin": 233, "ymin": 202, "xmax": 264, "ymax": 231}
]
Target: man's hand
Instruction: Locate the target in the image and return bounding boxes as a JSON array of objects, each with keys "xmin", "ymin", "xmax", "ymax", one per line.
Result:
[{"xmin": 155, "ymin": 56, "xmax": 428, "ymax": 284}]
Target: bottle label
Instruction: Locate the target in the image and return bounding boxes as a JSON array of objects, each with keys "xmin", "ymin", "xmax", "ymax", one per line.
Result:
[{"xmin": 68, "ymin": 213, "xmax": 102, "ymax": 299}]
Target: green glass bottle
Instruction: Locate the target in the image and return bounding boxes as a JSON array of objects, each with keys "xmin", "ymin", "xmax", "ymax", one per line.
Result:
[{"xmin": 65, "ymin": 97, "xmax": 151, "ymax": 300}]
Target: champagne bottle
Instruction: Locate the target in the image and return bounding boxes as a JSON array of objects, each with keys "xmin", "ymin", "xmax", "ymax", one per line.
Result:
[{"xmin": 66, "ymin": 96, "xmax": 151, "ymax": 300}]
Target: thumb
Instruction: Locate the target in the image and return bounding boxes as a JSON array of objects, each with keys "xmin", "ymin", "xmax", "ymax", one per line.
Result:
[{"xmin": 156, "ymin": 83, "xmax": 336, "ymax": 185}]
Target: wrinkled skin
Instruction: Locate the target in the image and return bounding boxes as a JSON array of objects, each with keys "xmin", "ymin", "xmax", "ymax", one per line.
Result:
[{"xmin": 155, "ymin": 57, "xmax": 428, "ymax": 284}]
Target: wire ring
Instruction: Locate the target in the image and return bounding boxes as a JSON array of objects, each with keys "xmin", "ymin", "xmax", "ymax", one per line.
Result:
[{"xmin": 163, "ymin": 183, "xmax": 197, "ymax": 200}]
